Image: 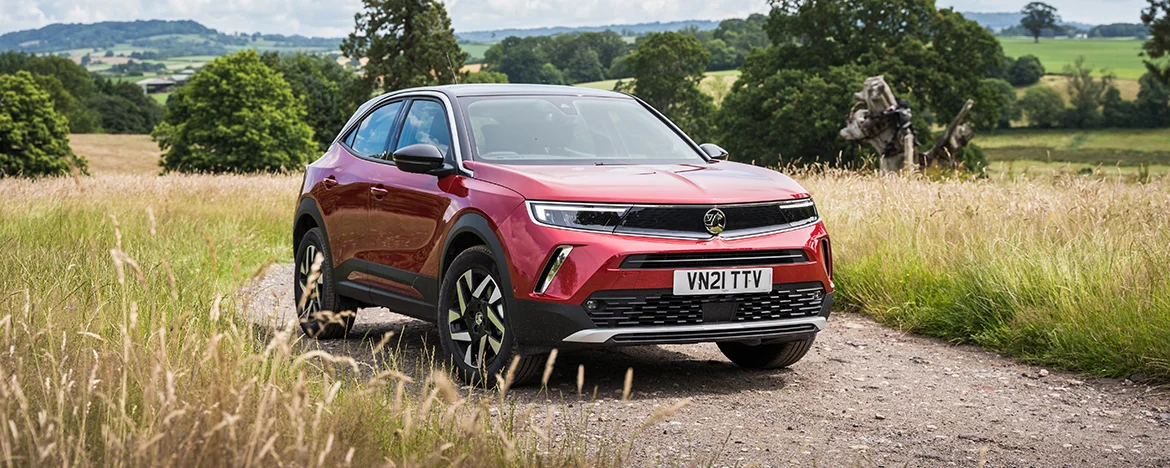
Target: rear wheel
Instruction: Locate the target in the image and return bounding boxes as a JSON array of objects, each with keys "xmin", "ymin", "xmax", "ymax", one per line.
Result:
[
  {"xmin": 294, "ymin": 228, "xmax": 356, "ymax": 339},
  {"xmin": 718, "ymin": 337, "xmax": 815, "ymax": 369},
  {"xmin": 437, "ymin": 246, "xmax": 543, "ymax": 385}
]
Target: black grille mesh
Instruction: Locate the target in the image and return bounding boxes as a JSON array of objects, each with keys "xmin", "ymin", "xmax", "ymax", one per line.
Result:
[
  {"xmin": 585, "ymin": 282, "xmax": 826, "ymax": 328},
  {"xmin": 615, "ymin": 200, "xmax": 817, "ymax": 238}
]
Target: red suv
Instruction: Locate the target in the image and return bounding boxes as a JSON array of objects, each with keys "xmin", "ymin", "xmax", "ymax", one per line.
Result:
[{"xmin": 293, "ymin": 85, "xmax": 833, "ymax": 383}]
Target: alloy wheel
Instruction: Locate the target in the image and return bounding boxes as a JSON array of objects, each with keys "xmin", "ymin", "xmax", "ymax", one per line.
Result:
[
  {"xmin": 447, "ymin": 268, "xmax": 507, "ymax": 370},
  {"xmin": 298, "ymin": 244, "xmax": 324, "ymax": 319}
]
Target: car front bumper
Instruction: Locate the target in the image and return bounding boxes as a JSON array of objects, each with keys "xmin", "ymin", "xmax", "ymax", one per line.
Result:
[{"xmin": 510, "ymin": 291, "xmax": 833, "ymax": 352}]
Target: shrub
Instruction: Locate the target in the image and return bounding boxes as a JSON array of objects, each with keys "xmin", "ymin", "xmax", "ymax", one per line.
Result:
[
  {"xmin": 1007, "ymin": 55, "xmax": 1045, "ymax": 86},
  {"xmin": 0, "ymin": 71, "xmax": 88, "ymax": 177},
  {"xmin": 1018, "ymin": 86, "xmax": 1065, "ymax": 128},
  {"xmin": 153, "ymin": 50, "xmax": 316, "ymax": 173}
]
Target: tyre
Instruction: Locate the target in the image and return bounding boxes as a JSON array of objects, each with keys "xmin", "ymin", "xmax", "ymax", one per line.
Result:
[
  {"xmin": 294, "ymin": 228, "xmax": 356, "ymax": 339},
  {"xmin": 718, "ymin": 337, "xmax": 815, "ymax": 369},
  {"xmin": 437, "ymin": 246, "xmax": 544, "ymax": 385}
]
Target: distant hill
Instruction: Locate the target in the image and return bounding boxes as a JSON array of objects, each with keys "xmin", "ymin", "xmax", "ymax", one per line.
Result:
[
  {"xmin": 455, "ymin": 20, "xmax": 720, "ymax": 43},
  {"xmin": 0, "ymin": 20, "xmax": 215, "ymax": 53},
  {"xmin": 0, "ymin": 20, "xmax": 341, "ymax": 56}
]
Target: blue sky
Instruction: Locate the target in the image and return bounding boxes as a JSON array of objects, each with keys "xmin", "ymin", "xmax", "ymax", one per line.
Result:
[{"xmin": 0, "ymin": 0, "xmax": 1152, "ymax": 37}]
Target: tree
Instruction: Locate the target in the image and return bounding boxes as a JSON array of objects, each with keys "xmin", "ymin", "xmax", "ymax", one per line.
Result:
[
  {"xmin": 1136, "ymin": 72, "xmax": 1170, "ymax": 126},
  {"xmin": 1061, "ymin": 56, "xmax": 1113, "ymax": 128},
  {"xmin": 92, "ymin": 78, "xmax": 165, "ymax": 134},
  {"xmin": 623, "ymin": 32, "xmax": 716, "ymax": 142},
  {"xmin": 1018, "ymin": 86, "xmax": 1065, "ymax": 128},
  {"xmin": 1021, "ymin": 2, "xmax": 1061, "ymax": 43},
  {"xmin": 462, "ymin": 71, "xmax": 509, "ymax": 83},
  {"xmin": 1007, "ymin": 55, "xmax": 1045, "ymax": 86},
  {"xmin": 984, "ymin": 78, "xmax": 1020, "ymax": 129},
  {"xmin": 0, "ymin": 51, "xmax": 103, "ymax": 133},
  {"xmin": 719, "ymin": 65, "xmax": 866, "ymax": 167},
  {"xmin": 0, "ymin": 71, "xmax": 87, "ymax": 177},
  {"xmin": 152, "ymin": 50, "xmax": 315, "ymax": 173},
  {"xmin": 266, "ymin": 52, "xmax": 370, "ymax": 151},
  {"xmin": 484, "ymin": 36, "xmax": 559, "ymax": 83},
  {"xmin": 722, "ymin": 1, "xmax": 1005, "ymax": 165},
  {"xmin": 340, "ymin": 0, "xmax": 466, "ymax": 92},
  {"xmin": 1102, "ymin": 86, "xmax": 1139, "ymax": 127},
  {"xmin": 1142, "ymin": 0, "xmax": 1170, "ymax": 84}
]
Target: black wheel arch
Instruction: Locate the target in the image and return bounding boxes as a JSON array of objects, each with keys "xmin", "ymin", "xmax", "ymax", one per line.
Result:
[
  {"xmin": 440, "ymin": 211, "xmax": 516, "ymax": 307},
  {"xmin": 294, "ymin": 197, "xmax": 328, "ymax": 255}
]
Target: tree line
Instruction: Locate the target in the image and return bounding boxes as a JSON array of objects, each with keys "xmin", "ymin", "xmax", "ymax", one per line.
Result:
[{"xmin": 7, "ymin": 0, "xmax": 1170, "ymax": 178}]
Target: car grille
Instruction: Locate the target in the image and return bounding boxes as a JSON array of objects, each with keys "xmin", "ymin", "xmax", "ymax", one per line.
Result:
[
  {"xmin": 620, "ymin": 249, "xmax": 807, "ymax": 269},
  {"xmin": 585, "ymin": 282, "xmax": 826, "ymax": 328},
  {"xmin": 615, "ymin": 199, "xmax": 818, "ymax": 239}
]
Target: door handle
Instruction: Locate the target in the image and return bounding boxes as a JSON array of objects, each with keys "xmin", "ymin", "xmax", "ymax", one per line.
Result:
[
  {"xmin": 322, "ymin": 176, "xmax": 338, "ymax": 189},
  {"xmin": 370, "ymin": 185, "xmax": 389, "ymax": 199}
]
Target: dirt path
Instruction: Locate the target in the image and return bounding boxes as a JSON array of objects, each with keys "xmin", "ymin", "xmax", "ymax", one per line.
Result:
[{"xmin": 247, "ymin": 264, "xmax": 1170, "ymax": 466}]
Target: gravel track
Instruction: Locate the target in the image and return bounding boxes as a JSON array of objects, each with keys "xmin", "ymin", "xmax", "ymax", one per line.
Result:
[{"xmin": 247, "ymin": 263, "xmax": 1170, "ymax": 466}]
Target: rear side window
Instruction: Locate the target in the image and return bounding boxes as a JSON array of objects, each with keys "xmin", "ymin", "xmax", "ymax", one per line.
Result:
[
  {"xmin": 394, "ymin": 100, "xmax": 452, "ymax": 157},
  {"xmin": 346, "ymin": 101, "xmax": 404, "ymax": 158}
]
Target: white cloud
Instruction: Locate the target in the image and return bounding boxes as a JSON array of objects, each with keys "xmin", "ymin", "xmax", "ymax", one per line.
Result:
[{"xmin": 0, "ymin": 0, "xmax": 1152, "ymax": 37}]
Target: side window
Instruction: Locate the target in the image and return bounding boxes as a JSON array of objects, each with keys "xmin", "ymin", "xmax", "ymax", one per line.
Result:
[
  {"xmin": 395, "ymin": 100, "xmax": 452, "ymax": 157},
  {"xmin": 347, "ymin": 101, "xmax": 404, "ymax": 158}
]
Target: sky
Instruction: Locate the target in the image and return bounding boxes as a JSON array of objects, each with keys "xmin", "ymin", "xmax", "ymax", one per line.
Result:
[{"xmin": 0, "ymin": 0, "xmax": 1152, "ymax": 37}]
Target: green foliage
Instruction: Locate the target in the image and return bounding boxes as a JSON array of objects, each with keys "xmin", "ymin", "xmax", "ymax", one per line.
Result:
[
  {"xmin": 265, "ymin": 52, "xmax": 371, "ymax": 151},
  {"xmin": 984, "ymin": 78, "xmax": 1020, "ymax": 129},
  {"xmin": 1008, "ymin": 55, "xmax": 1045, "ymax": 86},
  {"xmin": 0, "ymin": 52, "xmax": 103, "ymax": 133},
  {"xmin": 0, "ymin": 20, "xmax": 214, "ymax": 53},
  {"xmin": 718, "ymin": 64, "xmax": 866, "ymax": 167},
  {"xmin": 483, "ymin": 32, "xmax": 629, "ymax": 84},
  {"xmin": 462, "ymin": 71, "xmax": 509, "ymax": 83},
  {"xmin": 680, "ymin": 14, "xmax": 769, "ymax": 71},
  {"xmin": 624, "ymin": 32, "xmax": 716, "ymax": 142},
  {"xmin": 1018, "ymin": 86, "xmax": 1066, "ymax": 128},
  {"xmin": 340, "ymin": 0, "xmax": 466, "ymax": 92},
  {"xmin": 1060, "ymin": 56, "xmax": 1113, "ymax": 128},
  {"xmin": 1141, "ymin": 0, "xmax": 1170, "ymax": 84},
  {"xmin": 0, "ymin": 71, "xmax": 87, "ymax": 177},
  {"xmin": 1136, "ymin": 71, "xmax": 1170, "ymax": 126},
  {"xmin": 1021, "ymin": 2, "xmax": 1061, "ymax": 43},
  {"xmin": 1102, "ymin": 86, "xmax": 1140, "ymax": 128},
  {"xmin": 722, "ymin": 0, "xmax": 1004, "ymax": 165},
  {"xmin": 152, "ymin": 50, "xmax": 315, "ymax": 173},
  {"xmin": 91, "ymin": 77, "xmax": 165, "ymax": 134},
  {"xmin": 1089, "ymin": 23, "xmax": 1149, "ymax": 38}
]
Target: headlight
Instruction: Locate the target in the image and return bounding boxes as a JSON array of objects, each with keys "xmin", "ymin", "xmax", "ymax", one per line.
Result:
[{"xmin": 528, "ymin": 202, "xmax": 630, "ymax": 232}]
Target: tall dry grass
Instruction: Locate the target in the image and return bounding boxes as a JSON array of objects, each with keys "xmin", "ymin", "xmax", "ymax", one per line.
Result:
[
  {"xmin": 0, "ymin": 174, "xmax": 679, "ymax": 466},
  {"xmin": 802, "ymin": 169, "xmax": 1170, "ymax": 380}
]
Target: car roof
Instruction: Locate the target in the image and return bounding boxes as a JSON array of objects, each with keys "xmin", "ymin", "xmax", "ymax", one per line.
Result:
[{"xmin": 374, "ymin": 84, "xmax": 630, "ymax": 101}]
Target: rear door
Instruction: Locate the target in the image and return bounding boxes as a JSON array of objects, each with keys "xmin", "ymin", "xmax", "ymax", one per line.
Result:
[
  {"xmin": 362, "ymin": 98, "xmax": 457, "ymax": 318},
  {"xmin": 331, "ymin": 99, "xmax": 405, "ymax": 301}
]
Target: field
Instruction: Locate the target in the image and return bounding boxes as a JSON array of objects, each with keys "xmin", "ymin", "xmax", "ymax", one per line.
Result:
[
  {"xmin": 999, "ymin": 37, "xmax": 1148, "ymax": 79},
  {"xmin": 980, "ymin": 128, "xmax": 1170, "ymax": 172},
  {"xmin": 0, "ymin": 135, "xmax": 1166, "ymax": 463},
  {"xmin": 460, "ymin": 42, "xmax": 493, "ymax": 61}
]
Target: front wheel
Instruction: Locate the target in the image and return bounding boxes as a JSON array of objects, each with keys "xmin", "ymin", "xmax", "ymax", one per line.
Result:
[
  {"xmin": 294, "ymin": 228, "xmax": 356, "ymax": 339},
  {"xmin": 437, "ymin": 246, "xmax": 544, "ymax": 385},
  {"xmin": 718, "ymin": 337, "xmax": 815, "ymax": 369}
]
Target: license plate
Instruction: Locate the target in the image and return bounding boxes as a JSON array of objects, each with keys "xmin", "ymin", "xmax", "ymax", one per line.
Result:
[{"xmin": 672, "ymin": 268, "xmax": 772, "ymax": 296}]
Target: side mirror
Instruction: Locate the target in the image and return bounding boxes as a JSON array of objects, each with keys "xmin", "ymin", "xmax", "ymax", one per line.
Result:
[
  {"xmin": 699, "ymin": 143, "xmax": 729, "ymax": 161},
  {"xmin": 393, "ymin": 144, "xmax": 454, "ymax": 176}
]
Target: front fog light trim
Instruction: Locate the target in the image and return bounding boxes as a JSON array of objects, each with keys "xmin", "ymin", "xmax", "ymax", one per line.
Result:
[{"xmin": 534, "ymin": 245, "xmax": 573, "ymax": 294}]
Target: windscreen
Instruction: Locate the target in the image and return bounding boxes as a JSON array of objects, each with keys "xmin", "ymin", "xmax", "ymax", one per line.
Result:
[{"xmin": 460, "ymin": 96, "xmax": 705, "ymax": 165}]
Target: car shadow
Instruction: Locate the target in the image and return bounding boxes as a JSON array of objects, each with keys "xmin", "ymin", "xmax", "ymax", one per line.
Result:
[{"xmin": 268, "ymin": 307, "xmax": 801, "ymax": 400}]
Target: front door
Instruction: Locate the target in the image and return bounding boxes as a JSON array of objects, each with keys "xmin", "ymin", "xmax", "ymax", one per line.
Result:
[{"xmin": 364, "ymin": 99, "xmax": 456, "ymax": 317}]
